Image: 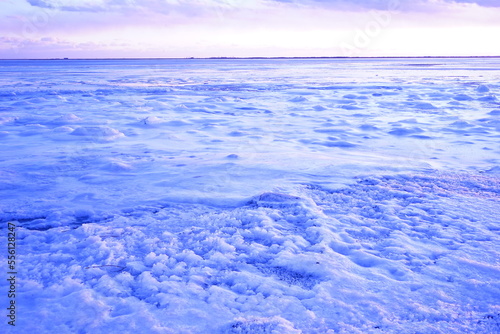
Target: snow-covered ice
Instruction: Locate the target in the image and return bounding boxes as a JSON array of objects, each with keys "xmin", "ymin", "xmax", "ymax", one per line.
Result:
[{"xmin": 0, "ymin": 58, "xmax": 499, "ymax": 333}]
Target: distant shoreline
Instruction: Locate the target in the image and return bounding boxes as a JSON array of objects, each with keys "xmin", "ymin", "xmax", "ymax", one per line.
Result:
[{"xmin": 0, "ymin": 55, "xmax": 499, "ymax": 61}]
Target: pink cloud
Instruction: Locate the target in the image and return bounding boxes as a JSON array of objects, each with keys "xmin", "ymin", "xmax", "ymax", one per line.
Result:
[{"xmin": 0, "ymin": 0, "xmax": 498, "ymax": 58}]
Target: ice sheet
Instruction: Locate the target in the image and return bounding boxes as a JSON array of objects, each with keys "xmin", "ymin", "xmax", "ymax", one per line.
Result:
[{"xmin": 0, "ymin": 58, "xmax": 499, "ymax": 333}]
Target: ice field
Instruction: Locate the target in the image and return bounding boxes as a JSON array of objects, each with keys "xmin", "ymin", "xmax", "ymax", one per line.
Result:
[{"xmin": 0, "ymin": 58, "xmax": 499, "ymax": 333}]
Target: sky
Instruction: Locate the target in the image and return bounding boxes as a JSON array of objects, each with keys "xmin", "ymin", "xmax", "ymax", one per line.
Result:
[{"xmin": 0, "ymin": 0, "xmax": 499, "ymax": 58}]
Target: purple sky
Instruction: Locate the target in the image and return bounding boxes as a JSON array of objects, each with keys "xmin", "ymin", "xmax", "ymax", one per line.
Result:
[{"xmin": 1, "ymin": 0, "xmax": 499, "ymax": 58}]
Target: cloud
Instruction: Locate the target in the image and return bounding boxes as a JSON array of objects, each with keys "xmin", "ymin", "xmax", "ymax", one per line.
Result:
[
  {"xmin": 0, "ymin": 34, "xmax": 147, "ymax": 58},
  {"xmin": 271, "ymin": 0, "xmax": 500, "ymax": 10},
  {"xmin": 25, "ymin": 0, "xmax": 52, "ymax": 9},
  {"xmin": 23, "ymin": 0, "xmax": 500, "ymax": 19},
  {"xmin": 453, "ymin": 0, "xmax": 500, "ymax": 6},
  {"xmin": 5, "ymin": 0, "xmax": 498, "ymax": 58},
  {"xmin": 25, "ymin": 0, "xmax": 135, "ymax": 12},
  {"xmin": 23, "ymin": 0, "xmax": 256, "ymax": 14},
  {"xmin": 272, "ymin": 0, "xmax": 396, "ymax": 10}
]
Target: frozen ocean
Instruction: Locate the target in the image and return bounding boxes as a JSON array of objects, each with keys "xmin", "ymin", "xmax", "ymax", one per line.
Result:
[{"xmin": 0, "ymin": 58, "xmax": 499, "ymax": 333}]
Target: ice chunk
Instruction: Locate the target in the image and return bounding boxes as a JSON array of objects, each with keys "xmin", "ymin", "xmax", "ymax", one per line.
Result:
[{"xmin": 222, "ymin": 317, "xmax": 301, "ymax": 334}]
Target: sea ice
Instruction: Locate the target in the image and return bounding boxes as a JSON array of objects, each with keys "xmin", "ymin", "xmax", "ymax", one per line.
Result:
[{"xmin": 0, "ymin": 58, "xmax": 499, "ymax": 333}]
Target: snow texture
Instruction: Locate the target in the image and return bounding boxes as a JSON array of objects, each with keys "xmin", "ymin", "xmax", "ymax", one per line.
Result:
[{"xmin": 0, "ymin": 58, "xmax": 499, "ymax": 333}]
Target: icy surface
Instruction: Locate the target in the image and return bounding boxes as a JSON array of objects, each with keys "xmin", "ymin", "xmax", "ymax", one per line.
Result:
[{"xmin": 0, "ymin": 58, "xmax": 499, "ymax": 333}]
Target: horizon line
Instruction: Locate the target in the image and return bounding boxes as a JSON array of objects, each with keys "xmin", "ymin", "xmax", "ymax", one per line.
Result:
[{"xmin": 1, "ymin": 55, "xmax": 500, "ymax": 61}]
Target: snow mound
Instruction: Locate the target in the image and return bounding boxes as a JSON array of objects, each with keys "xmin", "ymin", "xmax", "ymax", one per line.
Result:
[
  {"xmin": 388, "ymin": 127, "xmax": 424, "ymax": 136},
  {"xmin": 482, "ymin": 166, "xmax": 500, "ymax": 174},
  {"xmin": 140, "ymin": 116, "xmax": 164, "ymax": 126},
  {"xmin": 413, "ymin": 102, "xmax": 437, "ymax": 110},
  {"xmin": 164, "ymin": 120, "xmax": 191, "ymax": 126},
  {"xmin": 2, "ymin": 172, "xmax": 499, "ymax": 333},
  {"xmin": 52, "ymin": 126, "xmax": 74, "ymax": 133},
  {"xmin": 247, "ymin": 192, "xmax": 311, "ymax": 209},
  {"xmin": 453, "ymin": 94, "xmax": 474, "ymax": 101},
  {"xmin": 52, "ymin": 113, "xmax": 82, "ymax": 124},
  {"xmin": 70, "ymin": 126, "xmax": 125, "ymax": 140},
  {"xmin": 476, "ymin": 85, "xmax": 490, "ymax": 93},
  {"xmin": 102, "ymin": 159, "xmax": 133, "ymax": 172},
  {"xmin": 319, "ymin": 140, "xmax": 357, "ymax": 148},
  {"xmin": 313, "ymin": 105, "xmax": 327, "ymax": 111},
  {"xmin": 289, "ymin": 96, "xmax": 308, "ymax": 103}
]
